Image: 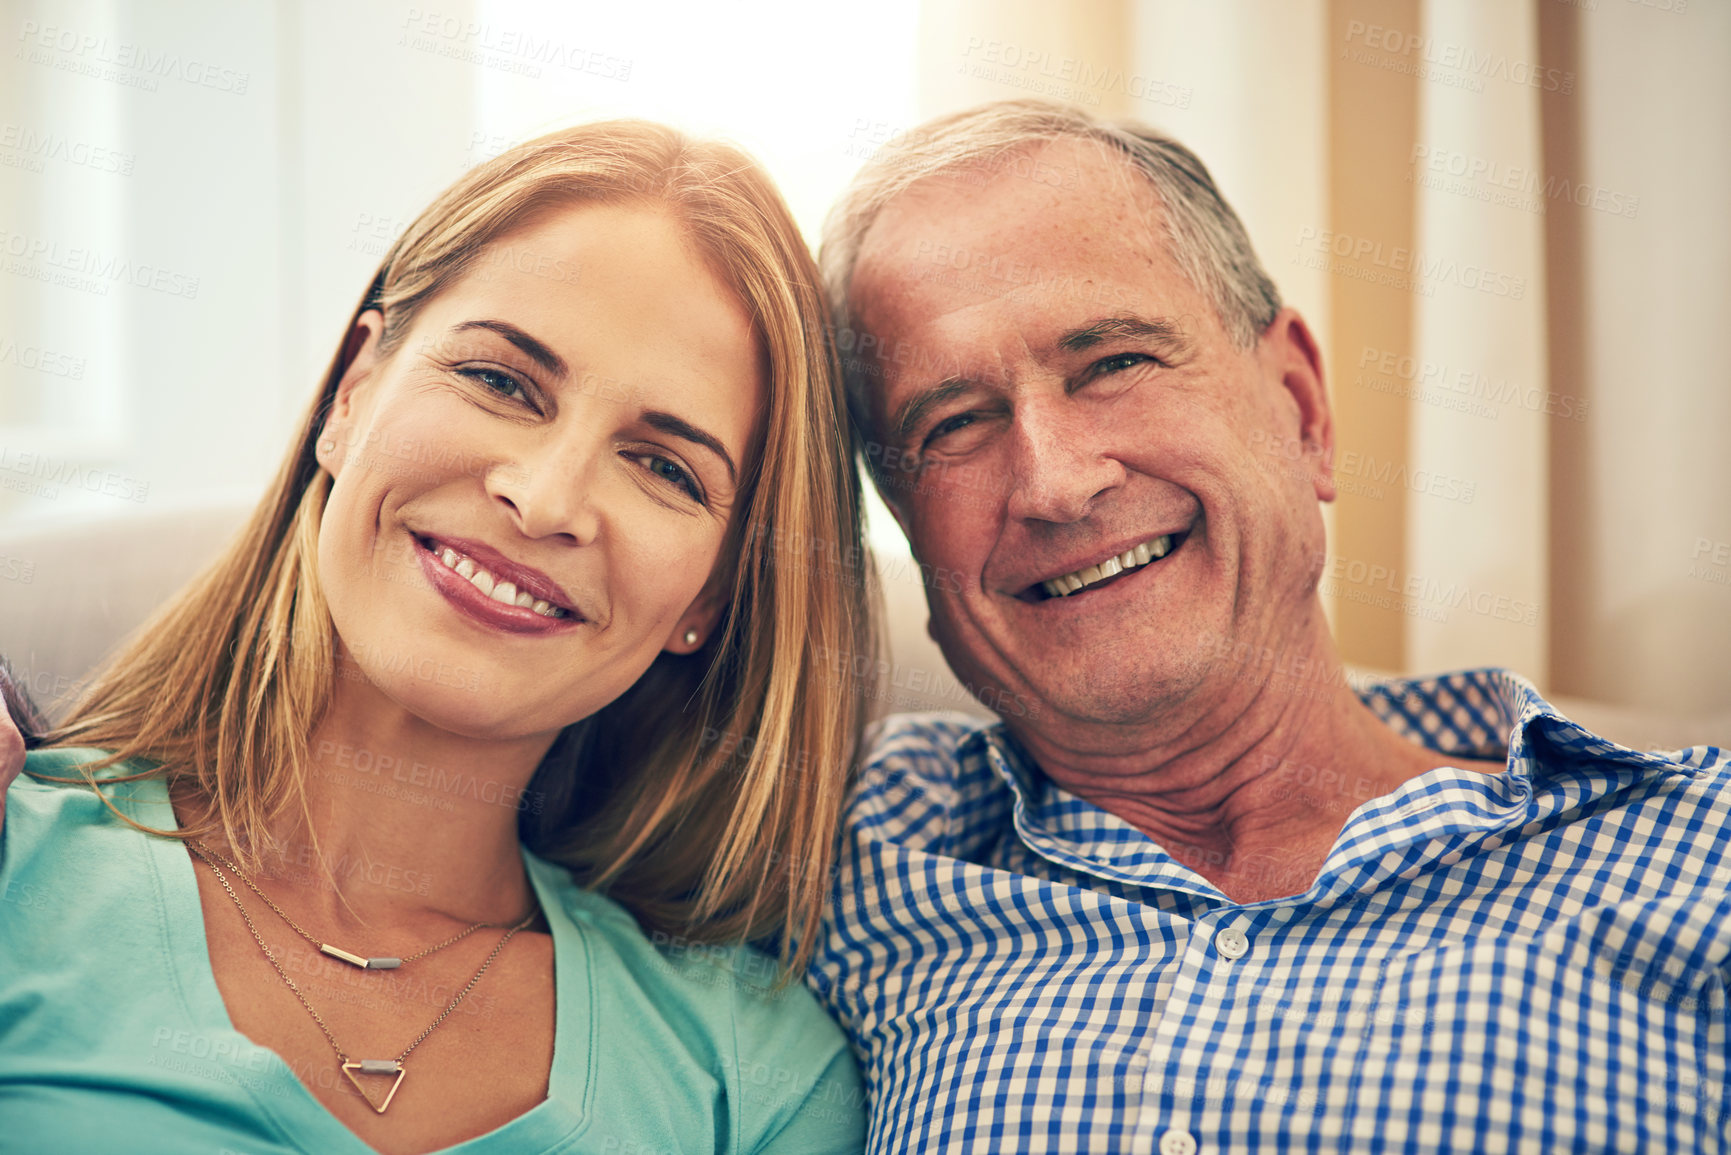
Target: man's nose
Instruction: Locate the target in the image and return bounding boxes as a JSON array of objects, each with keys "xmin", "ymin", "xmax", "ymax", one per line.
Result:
[
  {"xmin": 484, "ymin": 428, "xmax": 603, "ymax": 545},
  {"xmin": 1002, "ymin": 397, "xmax": 1125, "ymax": 524}
]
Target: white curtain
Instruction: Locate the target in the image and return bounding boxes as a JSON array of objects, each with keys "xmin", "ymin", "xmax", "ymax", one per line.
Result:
[{"xmin": 1405, "ymin": 0, "xmax": 1550, "ymax": 680}]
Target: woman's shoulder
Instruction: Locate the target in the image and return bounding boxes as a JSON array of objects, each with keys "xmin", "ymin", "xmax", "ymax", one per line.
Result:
[
  {"xmin": 1, "ymin": 749, "xmax": 176, "ymax": 962},
  {"xmin": 527, "ymin": 850, "xmax": 837, "ymax": 1024},
  {"xmin": 525, "ymin": 852, "xmax": 864, "ymax": 1145},
  {"xmin": 15, "ymin": 744, "xmax": 164, "ymax": 801},
  {"xmin": 20, "ymin": 745, "xmax": 161, "ymax": 781},
  {"xmin": 6, "ymin": 747, "xmax": 169, "ymax": 856}
]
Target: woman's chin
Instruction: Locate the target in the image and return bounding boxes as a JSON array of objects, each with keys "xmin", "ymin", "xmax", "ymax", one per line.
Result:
[{"xmin": 343, "ymin": 662, "xmax": 563, "ymax": 744}]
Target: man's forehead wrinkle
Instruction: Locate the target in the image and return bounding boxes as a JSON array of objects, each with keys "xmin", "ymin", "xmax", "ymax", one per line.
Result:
[{"xmin": 1059, "ymin": 137, "xmax": 1170, "ymax": 272}]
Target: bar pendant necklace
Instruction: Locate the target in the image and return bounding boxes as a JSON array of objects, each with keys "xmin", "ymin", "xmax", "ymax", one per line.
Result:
[
  {"xmin": 188, "ymin": 840, "xmax": 512, "ymax": 970},
  {"xmin": 320, "ymin": 944, "xmax": 402, "ymax": 970},
  {"xmin": 189, "ymin": 841, "xmax": 537, "ymax": 1114}
]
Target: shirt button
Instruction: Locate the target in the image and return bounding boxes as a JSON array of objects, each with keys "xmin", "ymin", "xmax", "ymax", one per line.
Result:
[
  {"xmin": 1214, "ymin": 927, "xmax": 1250, "ymax": 960},
  {"xmin": 1159, "ymin": 1129, "xmax": 1199, "ymax": 1155}
]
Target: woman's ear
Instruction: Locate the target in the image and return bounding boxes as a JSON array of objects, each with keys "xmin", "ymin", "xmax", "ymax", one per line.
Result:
[
  {"xmin": 664, "ymin": 576, "xmax": 731, "ymax": 655},
  {"xmin": 315, "ymin": 310, "xmax": 387, "ymax": 477}
]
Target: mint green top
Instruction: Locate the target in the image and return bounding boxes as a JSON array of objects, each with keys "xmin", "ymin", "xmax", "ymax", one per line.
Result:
[{"xmin": 0, "ymin": 750, "xmax": 865, "ymax": 1154}]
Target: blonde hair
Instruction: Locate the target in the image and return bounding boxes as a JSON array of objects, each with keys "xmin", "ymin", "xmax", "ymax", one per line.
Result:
[{"xmin": 44, "ymin": 120, "xmax": 873, "ymax": 976}]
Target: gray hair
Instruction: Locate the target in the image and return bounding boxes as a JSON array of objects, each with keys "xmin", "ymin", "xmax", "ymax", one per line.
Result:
[{"xmin": 819, "ymin": 99, "xmax": 1282, "ymax": 444}]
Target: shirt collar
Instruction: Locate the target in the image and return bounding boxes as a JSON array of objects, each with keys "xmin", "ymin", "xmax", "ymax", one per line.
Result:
[{"xmin": 960, "ymin": 668, "xmax": 1695, "ymax": 898}]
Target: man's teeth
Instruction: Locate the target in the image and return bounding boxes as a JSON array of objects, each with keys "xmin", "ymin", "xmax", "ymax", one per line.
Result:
[
  {"xmin": 1040, "ymin": 534, "xmax": 1173, "ymax": 598},
  {"xmin": 433, "ymin": 545, "xmax": 566, "ymax": 617}
]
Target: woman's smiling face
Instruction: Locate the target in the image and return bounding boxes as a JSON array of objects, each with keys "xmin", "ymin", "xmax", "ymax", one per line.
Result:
[{"xmin": 316, "ymin": 202, "xmax": 764, "ymax": 740}]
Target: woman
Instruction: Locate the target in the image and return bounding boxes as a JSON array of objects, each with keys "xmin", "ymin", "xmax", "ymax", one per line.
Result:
[{"xmin": 0, "ymin": 121, "xmax": 872, "ymax": 1154}]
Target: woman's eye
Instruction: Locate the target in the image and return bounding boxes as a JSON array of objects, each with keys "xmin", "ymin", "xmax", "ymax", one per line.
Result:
[
  {"xmin": 459, "ymin": 367, "xmax": 528, "ymax": 403},
  {"xmin": 630, "ymin": 453, "xmax": 703, "ymax": 503}
]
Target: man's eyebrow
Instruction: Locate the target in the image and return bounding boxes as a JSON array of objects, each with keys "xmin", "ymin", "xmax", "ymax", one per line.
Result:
[
  {"xmin": 1057, "ymin": 314, "xmax": 1191, "ymax": 354},
  {"xmin": 885, "ymin": 315, "xmax": 1191, "ymax": 445},
  {"xmin": 891, "ymin": 377, "xmax": 974, "ymax": 446},
  {"xmin": 644, "ymin": 410, "xmax": 736, "ymax": 483},
  {"xmin": 451, "ymin": 319, "xmax": 569, "ymax": 378}
]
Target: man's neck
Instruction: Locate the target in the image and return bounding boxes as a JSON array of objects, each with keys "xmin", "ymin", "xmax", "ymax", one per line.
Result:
[{"xmin": 1003, "ymin": 629, "xmax": 1504, "ymax": 904}]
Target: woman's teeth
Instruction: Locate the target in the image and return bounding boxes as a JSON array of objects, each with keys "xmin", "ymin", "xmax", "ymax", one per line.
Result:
[
  {"xmin": 434, "ymin": 545, "xmax": 567, "ymax": 617},
  {"xmin": 1040, "ymin": 534, "xmax": 1173, "ymax": 598}
]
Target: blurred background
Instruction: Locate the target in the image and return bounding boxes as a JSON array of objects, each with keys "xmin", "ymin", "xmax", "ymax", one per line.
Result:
[{"xmin": 1, "ymin": 0, "xmax": 1726, "ymax": 726}]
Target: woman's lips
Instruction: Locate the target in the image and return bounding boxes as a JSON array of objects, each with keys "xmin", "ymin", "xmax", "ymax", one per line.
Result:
[
  {"xmin": 417, "ymin": 533, "xmax": 580, "ymax": 613},
  {"xmin": 413, "ymin": 536, "xmax": 583, "ymax": 635}
]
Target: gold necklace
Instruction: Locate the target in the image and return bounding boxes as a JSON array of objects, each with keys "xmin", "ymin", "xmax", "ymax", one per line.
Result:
[
  {"xmin": 189, "ymin": 839, "xmax": 513, "ymax": 970},
  {"xmin": 188, "ymin": 841, "xmax": 538, "ymax": 1114}
]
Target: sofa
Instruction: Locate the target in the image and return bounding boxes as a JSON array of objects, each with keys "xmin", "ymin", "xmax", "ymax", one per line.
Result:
[
  {"xmin": 2, "ymin": 499, "xmax": 1725, "ymax": 751},
  {"xmin": 0, "ymin": 498, "xmax": 986, "ymax": 726}
]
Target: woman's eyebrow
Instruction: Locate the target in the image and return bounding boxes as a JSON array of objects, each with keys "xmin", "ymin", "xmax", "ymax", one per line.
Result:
[
  {"xmin": 452, "ymin": 319, "xmax": 569, "ymax": 378},
  {"xmin": 644, "ymin": 410, "xmax": 737, "ymax": 483}
]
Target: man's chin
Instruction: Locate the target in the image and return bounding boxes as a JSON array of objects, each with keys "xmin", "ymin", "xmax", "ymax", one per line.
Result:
[
  {"xmin": 996, "ymin": 658, "xmax": 1213, "ymax": 731},
  {"xmin": 935, "ymin": 617, "xmax": 1222, "ymax": 731}
]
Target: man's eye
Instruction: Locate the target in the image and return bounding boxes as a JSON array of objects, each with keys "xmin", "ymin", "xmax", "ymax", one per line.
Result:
[
  {"xmin": 924, "ymin": 412, "xmax": 976, "ymax": 446},
  {"xmin": 459, "ymin": 367, "xmax": 528, "ymax": 402},
  {"xmin": 629, "ymin": 452, "xmax": 704, "ymax": 503},
  {"xmin": 1093, "ymin": 352, "xmax": 1151, "ymax": 376}
]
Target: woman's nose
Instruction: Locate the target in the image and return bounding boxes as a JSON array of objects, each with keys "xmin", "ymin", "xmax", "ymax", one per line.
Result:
[{"xmin": 483, "ymin": 432, "xmax": 603, "ymax": 545}]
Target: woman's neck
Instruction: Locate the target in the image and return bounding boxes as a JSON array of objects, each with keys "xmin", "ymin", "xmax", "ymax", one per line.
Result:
[{"xmin": 189, "ymin": 676, "xmax": 558, "ymax": 933}]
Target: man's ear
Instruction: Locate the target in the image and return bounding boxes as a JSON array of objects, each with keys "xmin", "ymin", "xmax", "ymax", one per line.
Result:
[
  {"xmin": 1260, "ymin": 307, "xmax": 1336, "ymax": 503},
  {"xmin": 315, "ymin": 309, "xmax": 387, "ymax": 477}
]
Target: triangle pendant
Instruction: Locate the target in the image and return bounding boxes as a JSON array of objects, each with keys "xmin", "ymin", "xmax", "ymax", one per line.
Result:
[{"xmin": 341, "ymin": 1059, "xmax": 407, "ymax": 1114}]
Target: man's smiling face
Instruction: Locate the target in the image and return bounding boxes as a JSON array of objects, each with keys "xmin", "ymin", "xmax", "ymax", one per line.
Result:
[{"xmin": 850, "ymin": 137, "xmax": 1335, "ymax": 731}]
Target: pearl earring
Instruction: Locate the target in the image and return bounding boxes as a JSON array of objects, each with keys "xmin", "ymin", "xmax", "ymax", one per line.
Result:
[
  {"xmin": 683, "ymin": 629, "xmax": 699, "ymax": 646},
  {"xmin": 319, "ymin": 438, "xmax": 335, "ymax": 454}
]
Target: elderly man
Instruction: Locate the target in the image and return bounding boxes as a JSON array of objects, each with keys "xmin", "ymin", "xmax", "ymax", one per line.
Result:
[{"xmin": 810, "ymin": 100, "xmax": 1731, "ymax": 1153}]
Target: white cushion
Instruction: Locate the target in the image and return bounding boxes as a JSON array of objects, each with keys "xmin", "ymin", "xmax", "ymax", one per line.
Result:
[{"xmin": 1, "ymin": 502, "xmax": 247, "ymax": 716}]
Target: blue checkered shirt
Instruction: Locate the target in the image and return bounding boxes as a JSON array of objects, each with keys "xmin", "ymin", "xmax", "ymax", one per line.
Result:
[{"xmin": 809, "ymin": 669, "xmax": 1731, "ymax": 1153}]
